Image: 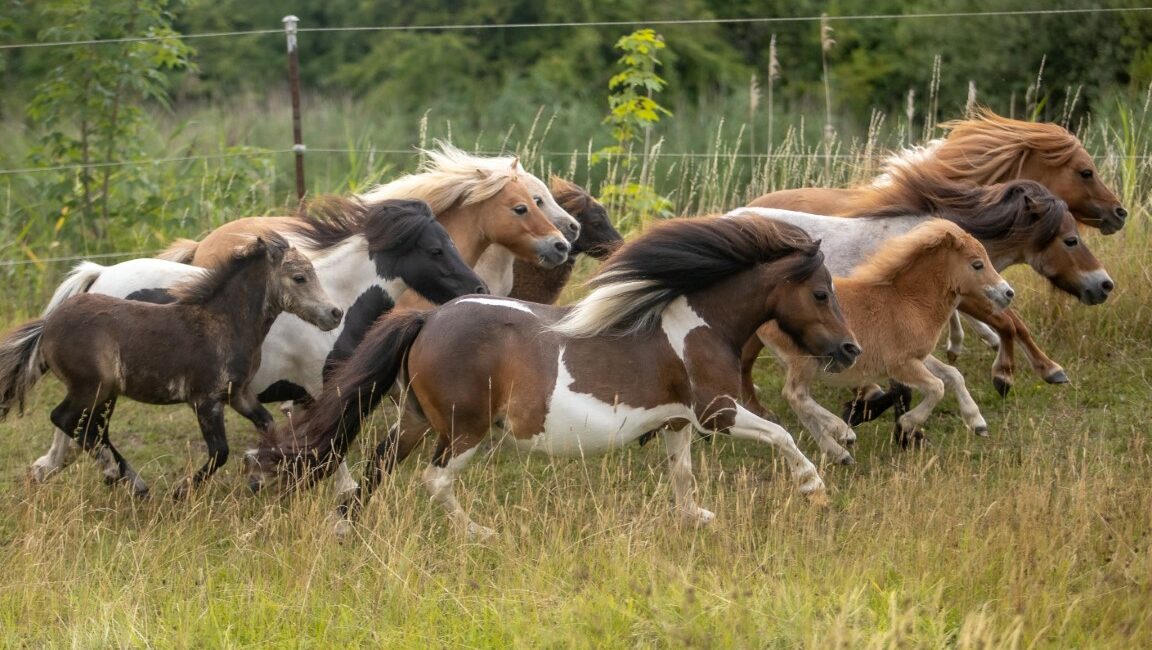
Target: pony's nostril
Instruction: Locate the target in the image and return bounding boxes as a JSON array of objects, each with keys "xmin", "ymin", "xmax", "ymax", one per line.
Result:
[
  {"xmin": 554, "ymin": 241, "xmax": 570, "ymax": 254},
  {"xmin": 1115, "ymin": 206, "xmax": 1128, "ymax": 219},
  {"xmin": 330, "ymin": 307, "xmax": 343, "ymax": 320},
  {"xmin": 1102, "ymin": 279, "xmax": 1115, "ymax": 293},
  {"xmin": 474, "ymin": 285, "xmax": 488, "ymax": 294},
  {"xmin": 1004, "ymin": 288, "xmax": 1015, "ymax": 300},
  {"xmin": 842, "ymin": 342, "xmax": 861, "ymax": 358}
]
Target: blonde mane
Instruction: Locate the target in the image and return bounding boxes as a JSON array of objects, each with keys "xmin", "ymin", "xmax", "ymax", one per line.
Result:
[
  {"xmin": 358, "ymin": 142, "xmax": 522, "ymax": 213},
  {"xmin": 881, "ymin": 108, "xmax": 1084, "ymax": 186},
  {"xmin": 849, "ymin": 220, "xmax": 976, "ymax": 285}
]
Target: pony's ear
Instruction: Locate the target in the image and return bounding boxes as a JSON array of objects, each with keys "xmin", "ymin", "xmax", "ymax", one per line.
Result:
[
  {"xmin": 1023, "ymin": 193, "xmax": 1038, "ymax": 215},
  {"xmin": 263, "ymin": 236, "xmax": 288, "ymax": 265},
  {"xmin": 233, "ymin": 235, "xmax": 266, "ymax": 260},
  {"xmin": 510, "ymin": 157, "xmax": 520, "ymax": 171},
  {"xmin": 474, "ymin": 167, "xmax": 491, "ymax": 179}
]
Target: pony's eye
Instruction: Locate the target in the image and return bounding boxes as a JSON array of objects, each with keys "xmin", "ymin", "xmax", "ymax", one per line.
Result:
[
  {"xmin": 1063, "ymin": 236, "xmax": 1079, "ymax": 247},
  {"xmin": 971, "ymin": 260, "xmax": 985, "ymax": 270},
  {"xmin": 1080, "ymin": 169, "xmax": 1094, "ymax": 179},
  {"xmin": 533, "ymin": 196, "xmax": 544, "ymax": 207},
  {"xmin": 513, "ymin": 205, "xmax": 528, "ymax": 216},
  {"xmin": 430, "ymin": 247, "xmax": 444, "ymax": 256},
  {"xmin": 292, "ymin": 274, "xmax": 307, "ymax": 284},
  {"xmin": 814, "ymin": 290, "xmax": 829, "ymax": 302}
]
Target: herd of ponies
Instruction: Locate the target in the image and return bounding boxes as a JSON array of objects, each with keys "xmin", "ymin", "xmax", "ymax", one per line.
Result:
[{"xmin": 0, "ymin": 108, "xmax": 1127, "ymax": 537}]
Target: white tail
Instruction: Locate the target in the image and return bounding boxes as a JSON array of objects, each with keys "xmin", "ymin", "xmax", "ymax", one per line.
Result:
[{"xmin": 42, "ymin": 262, "xmax": 106, "ymax": 316}]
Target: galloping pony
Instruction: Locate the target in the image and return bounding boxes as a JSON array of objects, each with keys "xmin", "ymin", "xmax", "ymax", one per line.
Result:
[
  {"xmin": 508, "ymin": 177, "xmax": 624, "ymax": 304},
  {"xmin": 733, "ymin": 178, "xmax": 1111, "ymax": 413},
  {"xmin": 748, "ymin": 107, "xmax": 1127, "ymax": 234},
  {"xmin": 0, "ymin": 235, "xmax": 341, "ymax": 497},
  {"xmin": 28, "ymin": 199, "xmax": 486, "ymax": 486},
  {"xmin": 761, "ymin": 221, "xmax": 1014, "ymax": 462},
  {"xmin": 245, "ymin": 216, "xmax": 861, "ymax": 537}
]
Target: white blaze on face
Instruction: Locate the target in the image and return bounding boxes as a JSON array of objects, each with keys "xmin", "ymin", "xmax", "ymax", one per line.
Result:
[
  {"xmin": 660, "ymin": 296, "xmax": 708, "ymax": 361},
  {"xmin": 455, "ymin": 296, "xmax": 538, "ymax": 316},
  {"xmin": 512, "ymin": 347, "xmax": 693, "ymax": 457}
]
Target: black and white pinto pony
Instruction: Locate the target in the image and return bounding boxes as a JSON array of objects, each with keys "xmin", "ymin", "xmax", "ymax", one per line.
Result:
[{"xmin": 245, "ymin": 216, "xmax": 862, "ymax": 538}]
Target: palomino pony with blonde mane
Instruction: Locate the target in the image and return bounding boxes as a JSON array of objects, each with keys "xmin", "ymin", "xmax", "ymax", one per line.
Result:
[
  {"xmin": 749, "ymin": 108, "xmax": 1127, "ymax": 234},
  {"xmin": 761, "ymin": 221, "xmax": 1014, "ymax": 461},
  {"xmin": 244, "ymin": 216, "xmax": 861, "ymax": 537}
]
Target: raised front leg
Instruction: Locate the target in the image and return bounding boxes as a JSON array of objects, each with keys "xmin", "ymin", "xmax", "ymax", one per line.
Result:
[
  {"xmin": 960, "ymin": 313, "xmax": 1001, "ymax": 350},
  {"xmin": 49, "ymin": 395, "xmax": 147, "ymax": 496},
  {"xmin": 660, "ymin": 425, "xmax": 714, "ymax": 524},
  {"xmin": 738, "ymin": 335, "xmax": 771, "ymax": 417},
  {"xmin": 229, "ymin": 389, "xmax": 275, "ymax": 433},
  {"xmin": 1005, "ymin": 309, "xmax": 1067, "ymax": 384},
  {"xmin": 946, "ymin": 310, "xmax": 965, "ymax": 363},
  {"xmin": 177, "ymin": 400, "xmax": 229, "ymax": 499},
  {"xmin": 923, "ymin": 355, "xmax": 989, "ymax": 437},
  {"xmin": 724, "ymin": 403, "xmax": 827, "ymax": 504},
  {"xmin": 780, "ymin": 359, "xmax": 856, "ymax": 464}
]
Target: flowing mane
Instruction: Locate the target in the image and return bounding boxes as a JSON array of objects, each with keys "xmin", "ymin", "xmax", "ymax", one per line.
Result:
[
  {"xmin": 880, "ymin": 107, "xmax": 1085, "ymax": 187},
  {"xmin": 284, "ymin": 196, "xmax": 441, "ymax": 254},
  {"xmin": 852, "ymin": 161, "xmax": 1068, "ymax": 249},
  {"xmin": 549, "ymin": 176, "xmax": 595, "ymax": 216},
  {"xmin": 357, "ymin": 142, "xmax": 522, "ymax": 213},
  {"xmin": 169, "ymin": 232, "xmax": 288, "ymax": 304},
  {"xmin": 551, "ymin": 216, "xmax": 823, "ymax": 338},
  {"xmin": 849, "ymin": 220, "xmax": 973, "ymax": 284}
]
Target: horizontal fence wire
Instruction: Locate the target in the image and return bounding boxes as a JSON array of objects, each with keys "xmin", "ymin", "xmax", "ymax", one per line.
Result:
[{"xmin": 1, "ymin": 7, "xmax": 1150, "ymax": 51}]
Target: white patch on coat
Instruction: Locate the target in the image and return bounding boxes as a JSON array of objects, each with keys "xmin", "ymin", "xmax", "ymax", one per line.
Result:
[
  {"xmin": 660, "ymin": 297, "xmax": 708, "ymax": 361},
  {"xmin": 508, "ymin": 347, "xmax": 693, "ymax": 457},
  {"xmin": 456, "ymin": 296, "xmax": 537, "ymax": 316}
]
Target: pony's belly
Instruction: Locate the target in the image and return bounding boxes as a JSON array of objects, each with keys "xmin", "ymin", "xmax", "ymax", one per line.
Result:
[
  {"xmin": 506, "ymin": 395, "xmax": 689, "ymax": 458},
  {"xmin": 252, "ymin": 314, "xmax": 340, "ymax": 396}
]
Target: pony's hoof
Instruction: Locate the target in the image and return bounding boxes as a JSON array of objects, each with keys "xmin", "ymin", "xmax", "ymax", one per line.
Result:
[
  {"xmin": 171, "ymin": 479, "xmax": 193, "ymax": 501},
  {"xmin": 465, "ymin": 523, "xmax": 497, "ymax": 541},
  {"xmin": 993, "ymin": 377, "xmax": 1012, "ymax": 398},
  {"xmin": 28, "ymin": 462, "xmax": 54, "ymax": 484},
  {"xmin": 838, "ymin": 453, "xmax": 856, "ymax": 466},
  {"xmin": 947, "ymin": 350, "xmax": 959, "ymax": 364},
  {"xmin": 333, "ymin": 518, "xmax": 354, "ymax": 539},
  {"xmin": 682, "ymin": 507, "xmax": 716, "ymax": 526},
  {"xmin": 132, "ymin": 485, "xmax": 151, "ymax": 499},
  {"xmin": 974, "ymin": 426, "xmax": 990, "ymax": 438},
  {"xmin": 1044, "ymin": 369, "xmax": 1069, "ymax": 385}
]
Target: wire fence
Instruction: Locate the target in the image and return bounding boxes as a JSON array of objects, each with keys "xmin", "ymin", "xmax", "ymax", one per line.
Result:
[{"xmin": 3, "ymin": 6, "xmax": 1152, "ymax": 269}]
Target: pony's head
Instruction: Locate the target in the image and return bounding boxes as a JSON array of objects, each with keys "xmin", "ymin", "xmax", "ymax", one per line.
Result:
[
  {"xmin": 992, "ymin": 182, "xmax": 1115, "ymax": 305},
  {"xmin": 939, "ymin": 108, "xmax": 1127, "ymax": 234},
  {"xmin": 550, "ymin": 176, "xmax": 623, "ymax": 259},
  {"xmin": 243, "ymin": 234, "xmax": 343, "ymax": 331}
]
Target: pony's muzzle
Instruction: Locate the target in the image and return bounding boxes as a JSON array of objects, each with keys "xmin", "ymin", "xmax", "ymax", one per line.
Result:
[
  {"xmin": 536, "ymin": 237, "xmax": 571, "ymax": 268},
  {"xmin": 313, "ymin": 306, "xmax": 344, "ymax": 331},
  {"xmin": 1079, "ymin": 270, "xmax": 1114, "ymax": 306},
  {"xmin": 985, "ymin": 281, "xmax": 1015, "ymax": 311},
  {"xmin": 827, "ymin": 340, "xmax": 862, "ymax": 372}
]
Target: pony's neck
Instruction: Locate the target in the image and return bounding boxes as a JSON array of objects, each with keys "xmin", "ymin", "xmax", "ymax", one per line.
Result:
[
  {"xmin": 683, "ymin": 266, "xmax": 789, "ymax": 351},
  {"xmin": 436, "ymin": 202, "xmax": 492, "ymax": 266},
  {"xmin": 202, "ymin": 259, "xmax": 280, "ymax": 343},
  {"xmin": 860, "ymin": 250, "xmax": 961, "ymax": 321}
]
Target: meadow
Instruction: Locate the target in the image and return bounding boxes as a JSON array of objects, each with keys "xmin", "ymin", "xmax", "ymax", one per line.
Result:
[{"xmin": 0, "ymin": 97, "xmax": 1151, "ymax": 647}]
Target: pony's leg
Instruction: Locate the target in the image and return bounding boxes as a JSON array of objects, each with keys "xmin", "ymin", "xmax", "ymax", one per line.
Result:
[
  {"xmin": 960, "ymin": 313, "xmax": 1001, "ymax": 350},
  {"xmin": 49, "ymin": 394, "xmax": 147, "ymax": 496},
  {"xmin": 1004, "ymin": 310, "xmax": 1067, "ymax": 384},
  {"xmin": 660, "ymin": 425, "xmax": 714, "ymax": 524},
  {"xmin": 422, "ymin": 436, "xmax": 492, "ymax": 539},
  {"xmin": 960, "ymin": 303, "xmax": 1018, "ymax": 397},
  {"xmin": 29, "ymin": 429, "xmax": 81, "ymax": 483},
  {"xmin": 887, "ymin": 360, "xmax": 947, "ymax": 448},
  {"xmin": 229, "ymin": 389, "xmax": 275, "ymax": 433},
  {"xmin": 725, "ymin": 404, "xmax": 827, "ymax": 504},
  {"xmin": 780, "ymin": 361, "xmax": 855, "ymax": 464},
  {"xmin": 175, "ymin": 400, "xmax": 228, "ymax": 499},
  {"xmin": 338, "ymin": 409, "xmax": 430, "ymax": 531},
  {"xmin": 946, "ymin": 310, "xmax": 966, "ymax": 363},
  {"xmin": 923, "ymin": 356, "xmax": 989, "ymax": 436},
  {"xmin": 738, "ymin": 335, "xmax": 772, "ymax": 418}
]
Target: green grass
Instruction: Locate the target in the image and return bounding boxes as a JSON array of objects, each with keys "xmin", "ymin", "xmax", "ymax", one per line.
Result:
[{"xmin": 1, "ymin": 97, "xmax": 1151, "ymax": 646}]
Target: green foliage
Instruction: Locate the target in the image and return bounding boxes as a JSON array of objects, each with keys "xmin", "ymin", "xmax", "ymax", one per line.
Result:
[{"xmin": 24, "ymin": 0, "xmax": 195, "ymax": 249}]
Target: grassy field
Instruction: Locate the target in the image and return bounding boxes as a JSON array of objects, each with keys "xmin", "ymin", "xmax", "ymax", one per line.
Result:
[{"xmin": 1, "ymin": 101, "xmax": 1151, "ymax": 647}]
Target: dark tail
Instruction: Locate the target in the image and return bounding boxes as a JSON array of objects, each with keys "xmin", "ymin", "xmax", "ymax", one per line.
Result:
[
  {"xmin": 0, "ymin": 319, "xmax": 48, "ymax": 420},
  {"xmin": 256, "ymin": 309, "xmax": 430, "ymax": 483}
]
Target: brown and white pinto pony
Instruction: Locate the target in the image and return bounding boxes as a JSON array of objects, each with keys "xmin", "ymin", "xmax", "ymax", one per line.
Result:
[
  {"xmin": 509, "ymin": 177, "xmax": 623, "ymax": 304},
  {"xmin": 748, "ymin": 107, "xmax": 1127, "ymax": 234},
  {"xmin": 0, "ymin": 235, "xmax": 341, "ymax": 498},
  {"xmin": 762, "ymin": 221, "xmax": 1014, "ymax": 461},
  {"xmin": 246, "ymin": 216, "xmax": 861, "ymax": 538}
]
